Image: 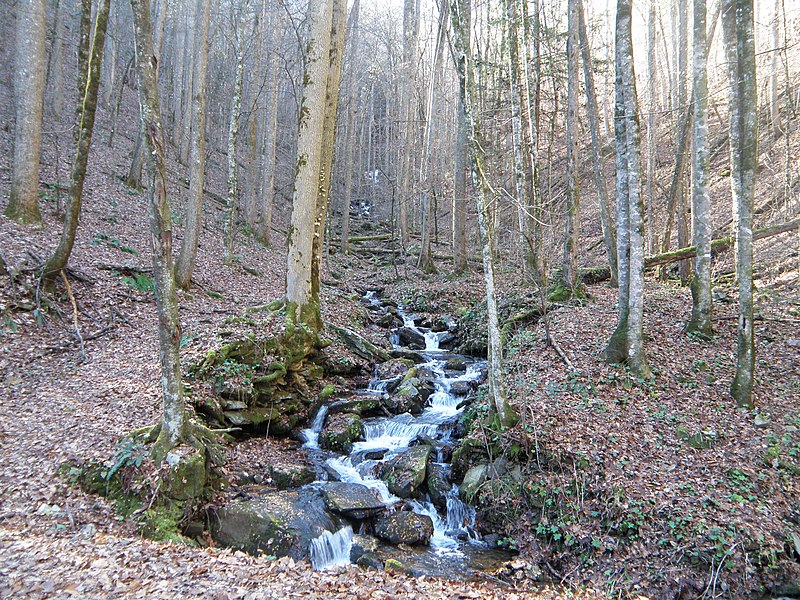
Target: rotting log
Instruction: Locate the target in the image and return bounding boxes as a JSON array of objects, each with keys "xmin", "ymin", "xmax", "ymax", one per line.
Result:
[{"xmin": 582, "ymin": 218, "xmax": 799, "ymax": 284}]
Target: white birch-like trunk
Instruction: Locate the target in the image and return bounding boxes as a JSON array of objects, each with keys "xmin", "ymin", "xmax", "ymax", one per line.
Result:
[
  {"xmin": 259, "ymin": 5, "xmax": 283, "ymax": 246},
  {"xmin": 223, "ymin": 22, "xmax": 246, "ymax": 265},
  {"xmin": 339, "ymin": 0, "xmax": 360, "ymax": 253},
  {"xmin": 562, "ymin": 0, "xmax": 580, "ymax": 294}
]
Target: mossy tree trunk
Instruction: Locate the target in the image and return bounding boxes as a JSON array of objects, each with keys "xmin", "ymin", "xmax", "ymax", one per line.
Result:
[
  {"xmin": 722, "ymin": 0, "xmax": 757, "ymax": 408},
  {"xmin": 605, "ymin": 0, "xmax": 650, "ymax": 378},
  {"xmin": 129, "ymin": 0, "xmax": 186, "ymax": 462},
  {"xmin": 41, "ymin": 0, "xmax": 111, "ymax": 285},
  {"xmin": 688, "ymin": 0, "xmax": 713, "ymax": 336}
]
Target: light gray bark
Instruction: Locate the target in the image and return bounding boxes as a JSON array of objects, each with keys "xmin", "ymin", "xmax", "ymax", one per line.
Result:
[
  {"xmin": 646, "ymin": 0, "xmax": 657, "ymax": 254},
  {"xmin": 397, "ymin": 0, "xmax": 420, "ymax": 245},
  {"xmin": 562, "ymin": 0, "xmax": 581, "ymax": 295},
  {"xmin": 285, "ymin": 0, "xmax": 334, "ymax": 328},
  {"xmin": 339, "ymin": 0, "xmax": 360, "ymax": 253},
  {"xmin": 451, "ymin": 0, "xmax": 470, "ymax": 274},
  {"xmin": 688, "ymin": 0, "xmax": 713, "ymax": 336},
  {"xmin": 6, "ymin": 0, "xmax": 47, "ymax": 224},
  {"xmin": 129, "ymin": 0, "xmax": 185, "ymax": 462},
  {"xmin": 722, "ymin": 0, "xmax": 757, "ymax": 407},
  {"xmin": 174, "ymin": 0, "xmax": 211, "ymax": 290}
]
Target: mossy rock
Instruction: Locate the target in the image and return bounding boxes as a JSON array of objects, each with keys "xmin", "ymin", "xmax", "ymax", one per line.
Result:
[
  {"xmin": 269, "ymin": 465, "xmax": 316, "ymax": 490},
  {"xmin": 380, "ymin": 445, "xmax": 431, "ymax": 498},
  {"xmin": 320, "ymin": 412, "xmax": 363, "ymax": 454},
  {"xmin": 329, "ymin": 396, "xmax": 381, "ymax": 417},
  {"xmin": 451, "ymin": 437, "xmax": 487, "ymax": 480},
  {"xmin": 459, "ymin": 463, "xmax": 488, "ymax": 502},
  {"xmin": 142, "ymin": 502, "xmax": 196, "ymax": 545},
  {"xmin": 425, "ymin": 462, "xmax": 451, "ymax": 509},
  {"xmin": 374, "ymin": 512, "xmax": 433, "ymax": 545},
  {"xmin": 164, "ymin": 446, "xmax": 206, "ymax": 500}
]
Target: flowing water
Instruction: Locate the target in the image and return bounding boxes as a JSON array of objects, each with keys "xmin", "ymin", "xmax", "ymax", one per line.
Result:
[{"xmin": 301, "ymin": 291, "xmax": 508, "ymax": 572}]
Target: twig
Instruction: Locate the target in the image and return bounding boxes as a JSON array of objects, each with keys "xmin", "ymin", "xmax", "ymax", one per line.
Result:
[
  {"xmin": 547, "ymin": 330, "xmax": 576, "ymax": 371},
  {"xmin": 61, "ymin": 270, "xmax": 86, "ymax": 359}
]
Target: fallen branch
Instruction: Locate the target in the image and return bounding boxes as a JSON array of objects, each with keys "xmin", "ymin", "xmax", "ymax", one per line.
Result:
[
  {"xmin": 547, "ymin": 330, "xmax": 577, "ymax": 372},
  {"xmin": 582, "ymin": 218, "xmax": 800, "ymax": 283},
  {"xmin": 61, "ymin": 271, "xmax": 86, "ymax": 359}
]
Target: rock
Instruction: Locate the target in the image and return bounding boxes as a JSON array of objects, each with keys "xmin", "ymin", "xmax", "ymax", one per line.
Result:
[
  {"xmin": 355, "ymin": 552, "xmax": 383, "ymax": 570},
  {"xmin": 445, "ymin": 357, "xmax": 468, "ymax": 372},
  {"xmin": 164, "ymin": 446, "xmax": 206, "ymax": 500},
  {"xmin": 377, "ymin": 313, "xmax": 402, "ymax": 328},
  {"xmin": 376, "ymin": 358, "xmax": 415, "ymax": 382},
  {"xmin": 460, "ymin": 463, "xmax": 488, "ymax": 502},
  {"xmin": 397, "ymin": 327, "xmax": 426, "ymax": 350},
  {"xmin": 426, "ymin": 463, "xmax": 451, "ymax": 509},
  {"xmin": 329, "ymin": 324, "xmax": 391, "ymax": 362},
  {"xmin": 380, "ymin": 445, "xmax": 431, "ymax": 498},
  {"xmin": 269, "ymin": 465, "xmax": 316, "ymax": 490},
  {"xmin": 328, "ymin": 397, "xmax": 381, "ymax": 417},
  {"xmin": 320, "ymin": 412, "xmax": 363, "ymax": 454},
  {"xmin": 321, "ymin": 482, "xmax": 385, "ymax": 519},
  {"xmin": 754, "ymin": 414, "xmax": 770, "ymax": 428},
  {"xmin": 374, "ymin": 512, "xmax": 434, "ymax": 545},
  {"xmin": 210, "ymin": 488, "xmax": 345, "ymax": 559},
  {"xmin": 223, "ymin": 405, "xmax": 302, "ymax": 436},
  {"xmin": 388, "ymin": 349, "xmax": 428, "ymax": 363},
  {"xmin": 449, "ymin": 380, "xmax": 477, "ymax": 396},
  {"xmin": 788, "ymin": 339, "xmax": 800, "ymax": 348},
  {"xmin": 350, "ymin": 534, "xmax": 380, "ymax": 562},
  {"xmin": 431, "ymin": 315, "xmax": 456, "ymax": 332},
  {"xmin": 437, "ymin": 332, "xmax": 457, "ymax": 349}
]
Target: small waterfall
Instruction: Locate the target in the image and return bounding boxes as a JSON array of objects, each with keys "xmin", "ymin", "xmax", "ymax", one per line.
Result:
[
  {"xmin": 424, "ymin": 331, "xmax": 445, "ymax": 351},
  {"xmin": 325, "ymin": 456, "xmax": 398, "ymax": 504},
  {"xmin": 309, "ymin": 526, "xmax": 354, "ymax": 570},
  {"xmin": 357, "ymin": 414, "xmax": 440, "ymax": 452},
  {"xmin": 301, "ymin": 405, "xmax": 329, "ymax": 449},
  {"xmin": 445, "ymin": 485, "xmax": 477, "ymax": 539}
]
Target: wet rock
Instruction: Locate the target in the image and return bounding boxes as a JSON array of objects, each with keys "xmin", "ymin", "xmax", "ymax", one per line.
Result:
[
  {"xmin": 376, "ymin": 358, "xmax": 415, "ymax": 381},
  {"xmin": 377, "ymin": 313, "xmax": 402, "ymax": 328},
  {"xmin": 269, "ymin": 465, "xmax": 316, "ymax": 490},
  {"xmin": 350, "ymin": 534, "xmax": 379, "ymax": 563},
  {"xmin": 328, "ymin": 396, "xmax": 381, "ymax": 417},
  {"xmin": 330, "ymin": 324, "xmax": 391, "ymax": 362},
  {"xmin": 445, "ymin": 357, "xmax": 468, "ymax": 372},
  {"xmin": 380, "ymin": 445, "xmax": 432, "ymax": 498},
  {"xmin": 222, "ymin": 405, "xmax": 302, "ymax": 437},
  {"xmin": 356, "ymin": 552, "xmax": 383, "ymax": 570},
  {"xmin": 449, "ymin": 380, "xmax": 477, "ymax": 396},
  {"xmin": 460, "ymin": 463, "xmax": 488, "ymax": 502},
  {"xmin": 426, "ymin": 463, "xmax": 451, "ymax": 509},
  {"xmin": 397, "ymin": 327, "xmax": 426, "ymax": 350},
  {"xmin": 437, "ymin": 332, "xmax": 457, "ymax": 350},
  {"xmin": 321, "ymin": 482, "xmax": 385, "ymax": 520},
  {"xmin": 431, "ymin": 315, "xmax": 458, "ymax": 332},
  {"xmin": 388, "ymin": 348, "xmax": 427, "ymax": 363},
  {"xmin": 320, "ymin": 412, "xmax": 363, "ymax": 454},
  {"xmin": 374, "ymin": 512, "xmax": 434, "ymax": 546},
  {"xmin": 210, "ymin": 488, "xmax": 345, "ymax": 559}
]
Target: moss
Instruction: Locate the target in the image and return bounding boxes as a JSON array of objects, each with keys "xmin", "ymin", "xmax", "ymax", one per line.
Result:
[
  {"xmin": 142, "ymin": 502, "xmax": 196, "ymax": 546},
  {"xmin": 320, "ymin": 385, "xmax": 336, "ymax": 400}
]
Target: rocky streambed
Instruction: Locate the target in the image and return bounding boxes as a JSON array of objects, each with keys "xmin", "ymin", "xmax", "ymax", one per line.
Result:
[{"xmin": 209, "ymin": 291, "xmax": 511, "ymax": 576}]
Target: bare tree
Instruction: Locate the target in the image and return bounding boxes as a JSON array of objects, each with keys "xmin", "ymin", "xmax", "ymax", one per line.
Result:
[
  {"xmin": 6, "ymin": 0, "xmax": 47, "ymax": 224},
  {"xmin": 605, "ymin": 0, "xmax": 650, "ymax": 378},
  {"xmin": 451, "ymin": 0, "xmax": 470, "ymax": 274},
  {"xmin": 339, "ymin": 0, "xmax": 360, "ymax": 253},
  {"xmin": 561, "ymin": 0, "xmax": 580, "ymax": 295},
  {"xmin": 174, "ymin": 0, "xmax": 212, "ymax": 289},
  {"xmin": 722, "ymin": 0, "xmax": 757, "ymax": 407}
]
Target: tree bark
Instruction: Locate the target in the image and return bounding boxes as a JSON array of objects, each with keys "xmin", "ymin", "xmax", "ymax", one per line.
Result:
[
  {"xmin": 722, "ymin": 0, "xmax": 757, "ymax": 408},
  {"xmin": 6, "ymin": 0, "xmax": 47, "ymax": 224},
  {"xmin": 129, "ymin": 0, "xmax": 185, "ymax": 462},
  {"xmin": 174, "ymin": 0, "xmax": 211, "ymax": 290},
  {"xmin": 338, "ymin": 0, "xmax": 360, "ymax": 253},
  {"xmin": 451, "ymin": 0, "xmax": 470, "ymax": 274},
  {"xmin": 562, "ymin": 0, "xmax": 581, "ymax": 295},
  {"xmin": 688, "ymin": 0, "xmax": 713, "ymax": 336},
  {"xmin": 605, "ymin": 0, "xmax": 650, "ymax": 378},
  {"xmin": 42, "ymin": 0, "xmax": 111, "ymax": 284},
  {"xmin": 285, "ymin": 0, "xmax": 335, "ymax": 330}
]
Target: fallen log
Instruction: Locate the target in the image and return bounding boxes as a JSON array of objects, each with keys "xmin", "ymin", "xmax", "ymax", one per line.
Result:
[{"xmin": 582, "ymin": 218, "xmax": 799, "ymax": 284}]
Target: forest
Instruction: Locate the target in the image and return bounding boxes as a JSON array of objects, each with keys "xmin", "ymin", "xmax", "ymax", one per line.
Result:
[{"xmin": 0, "ymin": 0, "xmax": 798, "ymax": 597}]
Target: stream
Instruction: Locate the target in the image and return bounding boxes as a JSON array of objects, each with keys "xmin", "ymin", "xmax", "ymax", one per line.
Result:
[{"xmin": 299, "ymin": 291, "xmax": 511, "ymax": 574}]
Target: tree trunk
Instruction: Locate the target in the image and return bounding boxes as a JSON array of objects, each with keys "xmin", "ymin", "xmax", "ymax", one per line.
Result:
[
  {"xmin": 688, "ymin": 0, "xmax": 712, "ymax": 336},
  {"xmin": 451, "ymin": 0, "xmax": 470, "ymax": 275},
  {"xmin": 311, "ymin": 0, "xmax": 346, "ymax": 304},
  {"xmin": 6, "ymin": 0, "xmax": 47, "ymax": 224},
  {"xmin": 258, "ymin": 5, "xmax": 283, "ymax": 246},
  {"xmin": 562, "ymin": 0, "xmax": 581, "ymax": 295},
  {"xmin": 397, "ymin": 0, "xmax": 420, "ymax": 246},
  {"xmin": 41, "ymin": 0, "xmax": 111, "ymax": 284},
  {"xmin": 174, "ymin": 0, "xmax": 211, "ymax": 290},
  {"xmin": 285, "ymin": 0, "xmax": 335, "ymax": 330},
  {"xmin": 722, "ymin": 0, "xmax": 757, "ymax": 408},
  {"xmin": 338, "ymin": 0, "xmax": 360, "ymax": 253},
  {"xmin": 577, "ymin": 0, "xmax": 617, "ymax": 287},
  {"xmin": 129, "ymin": 0, "xmax": 185, "ymax": 463},
  {"xmin": 605, "ymin": 0, "xmax": 650, "ymax": 378},
  {"xmin": 646, "ymin": 0, "xmax": 657, "ymax": 254},
  {"xmin": 450, "ymin": 0, "xmax": 517, "ymax": 429},
  {"xmin": 223, "ymin": 18, "xmax": 247, "ymax": 265},
  {"xmin": 46, "ymin": 0, "xmax": 65, "ymax": 118}
]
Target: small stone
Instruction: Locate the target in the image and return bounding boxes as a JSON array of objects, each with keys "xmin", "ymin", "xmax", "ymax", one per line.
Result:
[{"xmin": 754, "ymin": 414, "xmax": 770, "ymax": 428}]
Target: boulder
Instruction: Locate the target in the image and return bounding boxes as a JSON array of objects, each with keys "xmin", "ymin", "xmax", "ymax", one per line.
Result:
[
  {"xmin": 377, "ymin": 313, "xmax": 402, "ymax": 329},
  {"xmin": 329, "ymin": 324, "xmax": 391, "ymax": 363},
  {"xmin": 425, "ymin": 463, "xmax": 451, "ymax": 509},
  {"xmin": 460, "ymin": 464, "xmax": 488, "ymax": 502},
  {"xmin": 388, "ymin": 349, "xmax": 428, "ymax": 363},
  {"xmin": 380, "ymin": 445, "xmax": 431, "ymax": 498},
  {"xmin": 269, "ymin": 464, "xmax": 316, "ymax": 490},
  {"xmin": 328, "ymin": 397, "xmax": 381, "ymax": 417},
  {"xmin": 449, "ymin": 380, "xmax": 477, "ymax": 396},
  {"xmin": 432, "ymin": 315, "xmax": 458, "ymax": 333},
  {"xmin": 210, "ymin": 489, "xmax": 345, "ymax": 559},
  {"xmin": 397, "ymin": 327, "xmax": 426, "ymax": 350},
  {"xmin": 164, "ymin": 446, "xmax": 206, "ymax": 500},
  {"xmin": 374, "ymin": 512, "xmax": 434, "ymax": 545},
  {"xmin": 376, "ymin": 358, "xmax": 415, "ymax": 381},
  {"xmin": 444, "ymin": 357, "xmax": 468, "ymax": 372},
  {"xmin": 321, "ymin": 482, "xmax": 385, "ymax": 520},
  {"xmin": 320, "ymin": 412, "xmax": 363, "ymax": 454}
]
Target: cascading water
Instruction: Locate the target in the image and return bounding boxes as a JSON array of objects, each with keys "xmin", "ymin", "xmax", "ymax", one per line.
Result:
[{"xmin": 300, "ymin": 291, "xmax": 494, "ymax": 571}]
